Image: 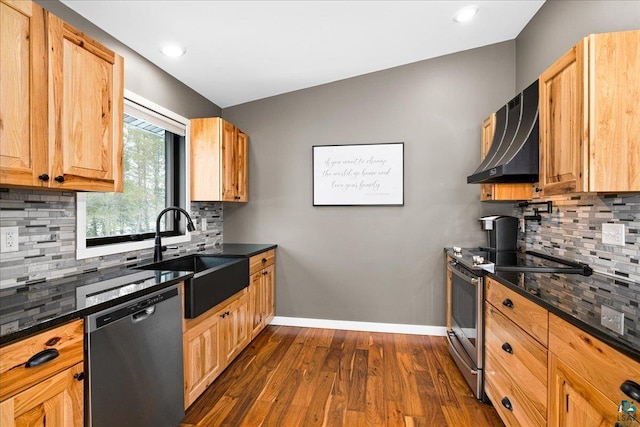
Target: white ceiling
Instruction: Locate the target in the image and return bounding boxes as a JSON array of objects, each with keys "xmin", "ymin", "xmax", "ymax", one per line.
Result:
[{"xmin": 61, "ymin": 1, "xmax": 545, "ymax": 108}]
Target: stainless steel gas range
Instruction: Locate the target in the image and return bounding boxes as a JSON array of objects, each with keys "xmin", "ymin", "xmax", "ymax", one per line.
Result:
[{"xmin": 445, "ymin": 247, "xmax": 592, "ymax": 401}]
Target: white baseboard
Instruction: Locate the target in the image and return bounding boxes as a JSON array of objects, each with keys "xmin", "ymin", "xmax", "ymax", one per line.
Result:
[{"xmin": 270, "ymin": 316, "xmax": 447, "ymax": 336}]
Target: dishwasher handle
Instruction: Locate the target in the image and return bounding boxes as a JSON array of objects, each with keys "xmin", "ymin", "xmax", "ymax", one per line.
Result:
[{"xmin": 132, "ymin": 306, "xmax": 156, "ymax": 323}]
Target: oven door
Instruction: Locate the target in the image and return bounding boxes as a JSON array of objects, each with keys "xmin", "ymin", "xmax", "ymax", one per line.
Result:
[{"xmin": 447, "ymin": 260, "xmax": 484, "ymax": 398}]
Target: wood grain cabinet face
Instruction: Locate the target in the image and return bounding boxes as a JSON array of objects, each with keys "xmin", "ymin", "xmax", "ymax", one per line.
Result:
[
  {"xmin": 548, "ymin": 314, "xmax": 640, "ymax": 427},
  {"xmin": 191, "ymin": 117, "xmax": 248, "ymax": 202},
  {"xmin": 539, "ymin": 30, "xmax": 640, "ymax": 195},
  {"xmin": 479, "ymin": 114, "xmax": 531, "ymax": 202},
  {"xmin": 249, "ymin": 251, "xmax": 276, "ymax": 339},
  {"xmin": 0, "ymin": 0, "xmax": 48, "ymax": 187},
  {"xmin": 0, "ymin": 1, "xmax": 124, "ymax": 192},
  {"xmin": 182, "ymin": 288, "xmax": 252, "ymax": 408},
  {"xmin": 48, "ymin": 14, "xmax": 124, "ymax": 192},
  {"xmin": 182, "ymin": 310, "xmax": 222, "ymax": 409},
  {"xmin": 0, "ymin": 319, "xmax": 84, "ymax": 427},
  {"xmin": 484, "ymin": 278, "xmax": 548, "ymax": 427}
]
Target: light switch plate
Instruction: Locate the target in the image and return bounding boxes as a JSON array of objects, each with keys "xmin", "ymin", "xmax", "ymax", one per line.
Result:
[
  {"xmin": 601, "ymin": 305, "xmax": 625, "ymax": 335},
  {"xmin": 602, "ymin": 223, "xmax": 625, "ymax": 246}
]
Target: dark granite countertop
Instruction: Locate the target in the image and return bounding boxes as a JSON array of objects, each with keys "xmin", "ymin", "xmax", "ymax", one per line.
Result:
[
  {"xmin": 445, "ymin": 247, "xmax": 640, "ymax": 362},
  {"xmin": 0, "ymin": 243, "xmax": 276, "ymax": 347}
]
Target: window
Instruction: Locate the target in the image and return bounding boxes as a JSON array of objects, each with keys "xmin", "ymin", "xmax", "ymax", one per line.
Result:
[{"xmin": 76, "ymin": 91, "xmax": 190, "ymax": 259}]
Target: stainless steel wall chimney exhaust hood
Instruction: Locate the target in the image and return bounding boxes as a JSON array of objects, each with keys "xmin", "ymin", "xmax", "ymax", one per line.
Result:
[{"xmin": 467, "ymin": 80, "xmax": 539, "ymax": 184}]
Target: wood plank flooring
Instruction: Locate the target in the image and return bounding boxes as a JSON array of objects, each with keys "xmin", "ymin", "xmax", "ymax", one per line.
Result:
[{"xmin": 182, "ymin": 325, "xmax": 504, "ymax": 427}]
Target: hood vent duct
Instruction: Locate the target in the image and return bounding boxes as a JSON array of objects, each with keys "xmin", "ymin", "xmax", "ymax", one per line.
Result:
[{"xmin": 467, "ymin": 80, "xmax": 539, "ymax": 184}]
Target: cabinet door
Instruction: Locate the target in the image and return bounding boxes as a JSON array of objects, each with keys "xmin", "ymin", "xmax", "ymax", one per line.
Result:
[
  {"xmin": 0, "ymin": 0, "xmax": 48, "ymax": 187},
  {"xmin": 223, "ymin": 292, "xmax": 250, "ymax": 365},
  {"xmin": 263, "ymin": 264, "xmax": 275, "ymax": 324},
  {"xmin": 249, "ymin": 270, "xmax": 264, "ymax": 338},
  {"xmin": 480, "ymin": 114, "xmax": 495, "ymax": 201},
  {"xmin": 539, "ymin": 41, "xmax": 586, "ymax": 195},
  {"xmin": 47, "ymin": 14, "xmax": 123, "ymax": 192},
  {"xmin": 0, "ymin": 362, "xmax": 84, "ymax": 427},
  {"xmin": 549, "ymin": 355, "xmax": 618, "ymax": 427},
  {"xmin": 588, "ymin": 30, "xmax": 640, "ymax": 192},
  {"xmin": 221, "ymin": 120, "xmax": 237, "ymax": 201},
  {"xmin": 235, "ymin": 130, "xmax": 248, "ymax": 202},
  {"xmin": 183, "ymin": 311, "xmax": 222, "ymax": 408}
]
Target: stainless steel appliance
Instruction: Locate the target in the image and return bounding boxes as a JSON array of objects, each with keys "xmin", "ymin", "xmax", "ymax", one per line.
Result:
[
  {"xmin": 86, "ymin": 285, "xmax": 184, "ymax": 427},
  {"xmin": 447, "ymin": 256, "xmax": 485, "ymax": 399}
]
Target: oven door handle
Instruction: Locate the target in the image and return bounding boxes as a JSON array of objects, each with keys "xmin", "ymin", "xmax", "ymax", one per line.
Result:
[
  {"xmin": 446, "ymin": 332, "xmax": 478, "ymax": 376},
  {"xmin": 447, "ymin": 263, "xmax": 479, "ymax": 286}
]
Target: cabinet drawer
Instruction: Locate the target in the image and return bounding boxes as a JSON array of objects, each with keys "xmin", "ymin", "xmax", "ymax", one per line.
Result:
[
  {"xmin": 0, "ymin": 319, "xmax": 84, "ymax": 401},
  {"xmin": 249, "ymin": 249, "xmax": 275, "ymax": 275},
  {"xmin": 549, "ymin": 313, "xmax": 640, "ymax": 403},
  {"xmin": 485, "ymin": 353, "xmax": 546, "ymax": 427},
  {"xmin": 485, "ymin": 304, "xmax": 547, "ymax": 419},
  {"xmin": 485, "ymin": 277, "xmax": 548, "ymax": 345}
]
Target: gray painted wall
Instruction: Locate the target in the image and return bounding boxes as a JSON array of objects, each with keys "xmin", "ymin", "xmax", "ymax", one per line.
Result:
[
  {"xmin": 222, "ymin": 42, "xmax": 516, "ymax": 326},
  {"xmin": 516, "ymin": 0, "xmax": 640, "ymax": 92},
  {"xmin": 35, "ymin": 0, "xmax": 221, "ymax": 118}
]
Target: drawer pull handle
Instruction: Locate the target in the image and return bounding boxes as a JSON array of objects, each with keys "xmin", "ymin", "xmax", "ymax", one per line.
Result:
[
  {"xmin": 621, "ymin": 380, "xmax": 640, "ymax": 401},
  {"xmin": 501, "ymin": 397, "xmax": 513, "ymax": 411},
  {"xmin": 501, "ymin": 343, "xmax": 513, "ymax": 354},
  {"xmin": 502, "ymin": 298, "xmax": 514, "ymax": 308},
  {"xmin": 25, "ymin": 348, "xmax": 59, "ymax": 368}
]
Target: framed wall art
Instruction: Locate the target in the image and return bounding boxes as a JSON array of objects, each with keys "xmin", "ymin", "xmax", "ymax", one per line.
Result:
[{"xmin": 312, "ymin": 142, "xmax": 404, "ymax": 206}]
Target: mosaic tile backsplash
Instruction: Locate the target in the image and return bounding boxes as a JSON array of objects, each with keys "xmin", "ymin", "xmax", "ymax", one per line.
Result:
[
  {"xmin": 0, "ymin": 188, "xmax": 223, "ymax": 289},
  {"xmin": 513, "ymin": 193, "xmax": 640, "ymax": 283}
]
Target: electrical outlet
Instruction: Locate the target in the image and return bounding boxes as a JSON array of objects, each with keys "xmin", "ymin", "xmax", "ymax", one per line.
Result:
[
  {"xmin": 0, "ymin": 320, "xmax": 19, "ymax": 335},
  {"xmin": 601, "ymin": 305, "xmax": 625, "ymax": 335},
  {"xmin": 602, "ymin": 223, "xmax": 625, "ymax": 246},
  {"xmin": 0, "ymin": 227, "xmax": 19, "ymax": 253},
  {"xmin": 201, "ymin": 219, "xmax": 207, "ymax": 231}
]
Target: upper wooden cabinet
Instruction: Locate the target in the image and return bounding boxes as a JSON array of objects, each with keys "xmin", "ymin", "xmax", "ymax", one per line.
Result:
[
  {"xmin": 539, "ymin": 30, "xmax": 640, "ymax": 195},
  {"xmin": 479, "ymin": 114, "xmax": 531, "ymax": 201},
  {"xmin": 0, "ymin": 0, "xmax": 124, "ymax": 192},
  {"xmin": 190, "ymin": 117, "xmax": 248, "ymax": 202}
]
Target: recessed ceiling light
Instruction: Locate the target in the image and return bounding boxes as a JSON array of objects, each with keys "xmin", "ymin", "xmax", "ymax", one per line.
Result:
[
  {"xmin": 453, "ymin": 5, "xmax": 479, "ymax": 23},
  {"xmin": 160, "ymin": 44, "xmax": 186, "ymax": 58}
]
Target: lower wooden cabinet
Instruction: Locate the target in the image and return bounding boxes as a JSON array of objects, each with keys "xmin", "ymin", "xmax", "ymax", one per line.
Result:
[
  {"xmin": 249, "ymin": 250, "xmax": 276, "ymax": 338},
  {"xmin": 0, "ymin": 362, "xmax": 84, "ymax": 427},
  {"xmin": 548, "ymin": 314, "xmax": 640, "ymax": 427},
  {"xmin": 221, "ymin": 290, "xmax": 251, "ymax": 366},
  {"xmin": 0, "ymin": 319, "xmax": 85, "ymax": 427},
  {"xmin": 182, "ymin": 249, "xmax": 276, "ymax": 408},
  {"xmin": 484, "ymin": 277, "xmax": 548, "ymax": 427},
  {"xmin": 182, "ymin": 288, "xmax": 250, "ymax": 408},
  {"xmin": 183, "ymin": 304, "xmax": 223, "ymax": 408}
]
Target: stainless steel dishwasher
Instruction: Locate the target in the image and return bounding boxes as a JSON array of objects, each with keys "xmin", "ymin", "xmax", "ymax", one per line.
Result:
[{"xmin": 86, "ymin": 284, "xmax": 184, "ymax": 427}]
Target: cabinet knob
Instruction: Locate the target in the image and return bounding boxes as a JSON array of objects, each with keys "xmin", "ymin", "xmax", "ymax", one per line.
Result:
[
  {"xmin": 54, "ymin": 175, "xmax": 65, "ymax": 183},
  {"xmin": 621, "ymin": 380, "xmax": 640, "ymax": 401},
  {"xmin": 74, "ymin": 372, "xmax": 85, "ymax": 381},
  {"xmin": 38, "ymin": 174, "xmax": 50, "ymax": 181},
  {"xmin": 262, "ymin": 258, "xmax": 267, "ymax": 263},
  {"xmin": 501, "ymin": 397, "xmax": 513, "ymax": 411},
  {"xmin": 535, "ymin": 187, "xmax": 541, "ymax": 193},
  {"xmin": 501, "ymin": 343, "xmax": 513, "ymax": 354},
  {"xmin": 502, "ymin": 299, "xmax": 514, "ymax": 309}
]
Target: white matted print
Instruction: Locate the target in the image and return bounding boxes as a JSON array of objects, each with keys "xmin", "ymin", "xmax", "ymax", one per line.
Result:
[{"xmin": 313, "ymin": 143, "xmax": 404, "ymax": 206}]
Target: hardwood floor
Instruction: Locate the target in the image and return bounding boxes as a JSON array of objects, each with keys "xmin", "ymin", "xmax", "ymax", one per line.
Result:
[{"xmin": 182, "ymin": 325, "xmax": 504, "ymax": 427}]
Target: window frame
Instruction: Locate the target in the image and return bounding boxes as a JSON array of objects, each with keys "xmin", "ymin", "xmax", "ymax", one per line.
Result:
[{"xmin": 76, "ymin": 90, "xmax": 191, "ymax": 260}]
